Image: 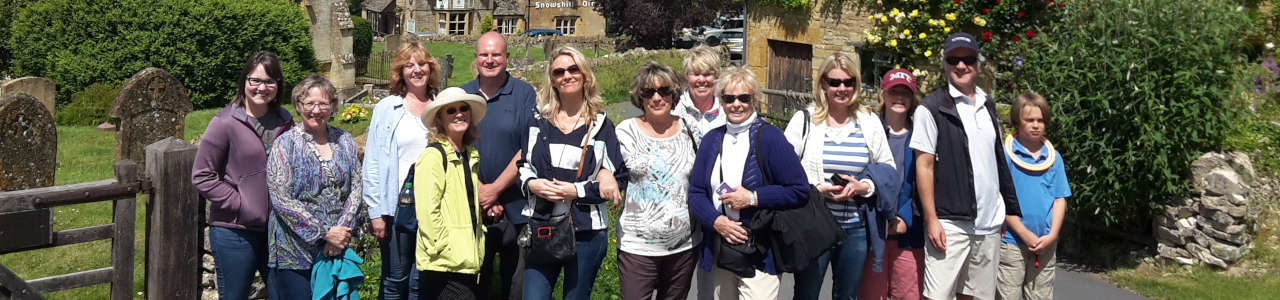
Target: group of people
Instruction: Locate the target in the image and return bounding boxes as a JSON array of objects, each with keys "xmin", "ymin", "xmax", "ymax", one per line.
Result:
[{"xmin": 192, "ymin": 31, "xmax": 1071, "ymax": 300}]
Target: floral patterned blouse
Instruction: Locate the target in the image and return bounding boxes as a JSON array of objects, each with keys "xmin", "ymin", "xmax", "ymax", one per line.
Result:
[{"xmin": 266, "ymin": 125, "xmax": 364, "ymax": 270}]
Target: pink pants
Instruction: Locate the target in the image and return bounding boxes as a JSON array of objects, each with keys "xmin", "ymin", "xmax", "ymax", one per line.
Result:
[{"xmin": 859, "ymin": 239, "xmax": 925, "ymax": 300}]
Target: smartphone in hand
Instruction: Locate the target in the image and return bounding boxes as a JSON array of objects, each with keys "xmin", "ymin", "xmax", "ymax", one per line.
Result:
[{"xmin": 830, "ymin": 173, "xmax": 851, "ymax": 187}]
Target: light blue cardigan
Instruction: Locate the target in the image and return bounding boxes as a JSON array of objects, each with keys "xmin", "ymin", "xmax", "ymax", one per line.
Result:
[{"xmin": 361, "ymin": 95, "xmax": 410, "ymax": 219}]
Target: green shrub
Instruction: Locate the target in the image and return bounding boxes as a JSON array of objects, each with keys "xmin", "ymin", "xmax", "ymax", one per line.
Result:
[
  {"xmin": 56, "ymin": 82, "xmax": 120, "ymax": 126},
  {"xmin": 1012, "ymin": 0, "xmax": 1251, "ymax": 228},
  {"xmin": 480, "ymin": 14, "xmax": 494, "ymax": 34},
  {"xmin": 353, "ymin": 16, "xmax": 373, "ymax": 59},
  {"xmin": 9, "ymin": 0, "xmax": 315, "ymax": 110}
]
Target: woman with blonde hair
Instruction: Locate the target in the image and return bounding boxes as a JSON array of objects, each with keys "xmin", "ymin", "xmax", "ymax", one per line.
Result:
[
  {"xmin": 687, "ymin": 65, "xmax": 808, "ymax": 300},
  {"xmin": 784, "ymin": 53, "xmax": 896, "ymax": 300},
  {"xmin": 517, "ymin": 46, "xmax": 628, "ymax": 300},
  {"xmin": 361, "ymin": 40, "xmax": 442, "ymax": 299}
]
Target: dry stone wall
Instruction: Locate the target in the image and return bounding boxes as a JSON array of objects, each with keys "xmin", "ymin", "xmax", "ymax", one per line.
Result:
[{"xmin": 1155, "ymin": 151, "xmax": 1264, "ymax": 268}]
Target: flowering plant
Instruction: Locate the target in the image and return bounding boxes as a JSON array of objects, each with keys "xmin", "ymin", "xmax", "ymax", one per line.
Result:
[
  {"xmin": 859, "ymin": 0, "xmax": 1072, "ymax": 93},
  {"xmin": 338, "ymin": 104, "xmax": 370, "ymax": 123}
]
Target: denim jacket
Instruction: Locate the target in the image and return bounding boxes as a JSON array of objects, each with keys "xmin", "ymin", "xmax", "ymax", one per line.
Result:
[{"xmin": 361, "ymin": 95, "xmax": 410, "ymax": 219}]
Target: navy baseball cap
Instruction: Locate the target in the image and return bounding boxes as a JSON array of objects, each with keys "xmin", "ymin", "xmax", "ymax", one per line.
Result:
[{"xmin": 943, "ymin": 33, "xmax": 980, "ymax": 55}]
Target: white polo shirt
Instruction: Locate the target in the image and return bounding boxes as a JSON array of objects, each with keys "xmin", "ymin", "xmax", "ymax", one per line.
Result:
[{"xmin": 908, "ymin": 84, "xmax": 1006, "ymax": 235}]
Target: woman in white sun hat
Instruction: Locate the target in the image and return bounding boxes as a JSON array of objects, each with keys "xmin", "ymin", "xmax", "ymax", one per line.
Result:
[{"xmin": 412, "ymin": 87, "xmax": 488, "ymax": 299}]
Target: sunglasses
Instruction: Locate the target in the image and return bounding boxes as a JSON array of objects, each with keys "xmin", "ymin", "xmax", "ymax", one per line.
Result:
[
  {"xmin": 639, "ymin": 86, "xmax": 676, "ymax": 99},
  {"xmin": 825, "ymin": 78, "xmax": 857, "ymax": 88},
  {"xmin": 944, "ymin": 55, "xmax": 979, "ymax": 66},
  {"xmin": 552, "ymin": 65, "xmax": 581, "ymax": 77},
  {"xmin": 444, "ymin": 105, "xmax": 471, "ymax": 115},
  {"xmin": 720, "ymin": 94, "xmax": 753, "ymax": 104}
]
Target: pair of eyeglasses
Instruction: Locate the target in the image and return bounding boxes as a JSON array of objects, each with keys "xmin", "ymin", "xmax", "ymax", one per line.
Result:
[
  {"xmin": 720, "ymin": 94, "xmax": 753, "ymax": 104},
  {"xmin": 300, "ymin": 102, "xmax": 331, "ymax": 111},
  {"xmin": 639, "ymin": 86, "xmax": 675, "ymax": 99},
  {"xmin": 444, "ymin": 105, "xmax": 471, "ymax": 115},
  {"xmin": 552, "ymin": 65, "xmax": 581, "ymax": 77},
  {"xmin": 247, "ymin": 77, "xmax": 278, "ymax": 87},
  {"xmin": 825, "ymin": 78, "xmax": 857, "ymax": 88},
  {"xmin": 944, "ymin": 55, "xmax": 979, "ymax": 66}
]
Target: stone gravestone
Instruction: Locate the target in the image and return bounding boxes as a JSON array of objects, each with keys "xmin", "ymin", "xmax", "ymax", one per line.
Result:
[
  {"xmin": 111, "ymin": 68, "xmax": 192, "ymax": 176},
  {"xmin": 0, "ymin": 93, "xmax": 57, "ymax": 191},
  {"xmin": 0, "ymin": 77, "xmax": 57, "ymax": 118}
]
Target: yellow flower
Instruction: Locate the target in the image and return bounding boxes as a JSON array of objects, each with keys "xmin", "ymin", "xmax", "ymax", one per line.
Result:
[
  {"xmin": 940, "ymin": 20, "xmax": 947, "ymax": 26},
  {"xmin": 924, "ymin": 50, "xmax": 933, "ymax": 57},
  {"xmin": 868, "ymin": 15, "xmax": 874, "ymax": 20},
  {"xmin": 891, "ymin": 8, "xmax": 900, "ymax": 16},
  {"xmin": 911, "ymin": 9, "xmax": 919, "ymax": 17},
  {"xmin": 903, "ymin": 29, "xmax": 911, "ymax": 36},
  {"xmin": 945, "ymin": 27, "xmax": 952, "ymax": 33},
  {"xmin": 889, "ymin": 39, "xmax": 898, "ymax": 47},
  {"xmin": 973, "ymin": 16, "xmax": 987, "ymax": 27},
  {"xmin": 946, "ymin": 13, "xmax": 958, "ymax": 21},
  {"xmin": 919, "ymin": 32, "xmax": 927, "ymax": 39},
  {"xmin": 881, "ymin": 15, "xmax": 888, "ymax": 22}
]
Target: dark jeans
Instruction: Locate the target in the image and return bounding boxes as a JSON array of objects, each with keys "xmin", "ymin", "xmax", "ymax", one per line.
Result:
[
  {"xmin": 794, "ymin": 223, "xmax": 870, "ymax": 300},
  {"xmin": 618, "ymin": 248, "xmax": 698, "ymax": 300},
  {"xmin": 522, "ymin": 229, "xmax": 608, "ymax": 300},
  {"xmin": 267, "ymin": 268, "xmax": 311, "ymax": 300},
  {"xmin": 209, "ymin": 226, "xmax": 269, "ymax": 300},
  {"xmin": 480, "ymin": 220, "xmax": 525, "ymax": 300},
  {"xmin": 380, "ymin": 215, "xmax": 420, "ymax": 300},
  {"xmin": 419, "ymin": 270, "xmax": 481, "ymax": 300}
]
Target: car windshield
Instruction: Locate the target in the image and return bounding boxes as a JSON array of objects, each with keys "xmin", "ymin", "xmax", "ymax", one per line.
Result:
[{"xmin": 721, "ymin": 32, "xmax": 744, "ymax": 38}]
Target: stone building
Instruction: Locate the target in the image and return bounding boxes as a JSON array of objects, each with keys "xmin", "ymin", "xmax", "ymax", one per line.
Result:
[
  {"xmin": 744, "ymin": 1, "xmax": 876, "ymax": 111},
  {"xmin": 302, "ymin": 0, "xmax": 357, "ymax": 98},
  {"xmin": 378, "ymin": 0, "xmax": 605, "ymax": 36},
  {"xmin": 521, "ymin": 0, "xmax": 606, "ymax": 36}
]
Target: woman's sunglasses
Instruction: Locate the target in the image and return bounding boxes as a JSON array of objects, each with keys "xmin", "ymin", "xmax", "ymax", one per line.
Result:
[
  {"xmin": 639, "ymin": 86, "xmax": 675, "ymax": 98},
  {"xmin": 552, "ymin": 65, "xmax": 581, "ymax": 77},
  {"xmin": 720, "ymin": 94, "xmax": 752, "ymax": 104},
  {"xmin": 825, "ymin": 78, "xmax": 856, "ymax": 88},
  {"xmin": 444, "ymin": 105, "xmax": 471, "ymax": 115}
]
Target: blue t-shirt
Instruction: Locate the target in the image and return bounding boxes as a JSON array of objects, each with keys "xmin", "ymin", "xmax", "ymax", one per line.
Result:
[
  {"xmin": 1001, "ymin": 138, "xmax": 1072, "ymax": 245},
  {"xmin": 462, "ymin": 73, "xmax": 538, "ymax": 225}
]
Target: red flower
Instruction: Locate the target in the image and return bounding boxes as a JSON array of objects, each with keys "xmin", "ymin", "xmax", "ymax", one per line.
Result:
[
  {"xmin": 954, "ymin": 0, "xmax": 961, "ymax": 4},
  {"xmin": 1018, "ymin": 11, "xmax": 1026, "ymax": 18},
  {"xmin": 1013, "ymin": 36, "xmax": 1021, "ymax": 42},
  {"xmin": 982, "ymin": 8, "xmax": 989, "ymax": 14},
  {"xmin": 982, "ymin": 31, "xmax": 993, "ymax": 42},
  {"xmin": 1011, "ymin": 83, "xmax": 1018, "ymax": 89},
  {"xmin": 1026, "ymin": 30, "xmax": 1035, "ymax": 38},
  {"xmin": 996, "ymin": 0, "xmax": 1002, "ymax": 4},
  {"xmin": 1047, "ymin": 0, "xmax": 1054, "ymax": 5},
  {"xmin": 1059, "ymin": 0, "xmax": 1066, "ymax": 7}
]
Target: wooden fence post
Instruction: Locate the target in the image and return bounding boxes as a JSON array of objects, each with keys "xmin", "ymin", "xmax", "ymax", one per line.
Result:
[
  {"xmin": 143, "ymin": 138, "xmax": 199, "ymax": 299},
  {"xmin": 110, "ymin": 161, "xmax": 137, "ymax": 300}
]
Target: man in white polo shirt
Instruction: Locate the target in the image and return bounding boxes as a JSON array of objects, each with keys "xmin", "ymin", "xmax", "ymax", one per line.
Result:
[{"xmin": 910, "ymin": 32, "xmax": 1022, "ymax": 300}]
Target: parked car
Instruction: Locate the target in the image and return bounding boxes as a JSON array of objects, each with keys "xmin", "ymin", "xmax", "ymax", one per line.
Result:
[
  {"xmin": 527, "ymin": 29, "xmax": 563, "ymax": 37},
  {"xmin": 704, "ymin": 29, "xmax": 744, "ymax": 60}
]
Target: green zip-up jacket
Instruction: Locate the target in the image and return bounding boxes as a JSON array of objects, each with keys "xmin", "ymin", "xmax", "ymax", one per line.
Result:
[{"xmin": 414, "ymin": 138, "xmax": 486, "ymax": 274}]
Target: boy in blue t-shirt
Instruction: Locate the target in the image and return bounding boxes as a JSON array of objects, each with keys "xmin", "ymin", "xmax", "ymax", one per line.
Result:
[{"xmin": 997, "ymin": 92, "xmax": 1071, "ymax": 300}]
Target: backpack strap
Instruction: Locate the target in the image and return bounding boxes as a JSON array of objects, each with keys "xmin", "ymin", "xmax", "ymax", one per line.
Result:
[
  {"xmin": 799, "ymin": 109, "xmax": 811, "ymax": 156},
  {"xmin": 681, "ymin": 118, "xmax": 698, "ymax": 152},
  {"xmin": 428, "ymin": 142, "xmax": 448, "ymax": 172}
]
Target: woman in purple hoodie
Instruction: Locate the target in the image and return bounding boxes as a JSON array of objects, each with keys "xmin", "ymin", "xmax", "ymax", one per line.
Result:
[{"xmin": 192, "ymin": 51, "xmax": 296, "ymax": 299}]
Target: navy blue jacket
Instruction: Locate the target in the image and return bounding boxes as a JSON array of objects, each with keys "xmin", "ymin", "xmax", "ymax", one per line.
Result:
[
  {"xmin": 856, "ymin": 161, "xmax": 901, "ymax": 272},
  {"xmin": 688, "ymin": 118, "xmax": 809, "ymax": 274}
]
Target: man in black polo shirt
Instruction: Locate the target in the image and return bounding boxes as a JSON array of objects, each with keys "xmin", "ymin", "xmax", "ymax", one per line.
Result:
[
  {"xmin": 909, "ymin": 33, "xmax": 1021, "ymax": 300},
  {"xmin": 461, "ymin": 31, "xmax": 537, "ymax": 300}
]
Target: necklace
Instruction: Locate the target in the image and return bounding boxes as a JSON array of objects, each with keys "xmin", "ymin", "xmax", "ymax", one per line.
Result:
[{"xmin": 1003, "ymin": 134, "xmax": 1056, "ymax": 172}]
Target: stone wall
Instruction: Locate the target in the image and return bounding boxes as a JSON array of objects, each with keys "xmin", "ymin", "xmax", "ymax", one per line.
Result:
[
  {"xmin": 1155, "ymin": 151, "xmax": 1263, "ymax": 268},
  {"xmin": 745, "ymin": 0, "xmax": 874, "ymax": 90}
]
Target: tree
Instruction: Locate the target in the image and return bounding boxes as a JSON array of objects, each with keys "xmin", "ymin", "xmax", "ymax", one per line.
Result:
[
  {"xmin": 348, "ymin": 0, "xmax": 363, "ymax": 15},
  {"xmin": 594, "ymin": 0, "xmax": 742, "ymax": 49}
]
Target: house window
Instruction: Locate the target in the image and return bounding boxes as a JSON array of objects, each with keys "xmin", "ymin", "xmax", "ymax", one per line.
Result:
[
  {"xmin": 554, "ymin": 17, "xmax": 577, "ymax": 36},
  {"xmin": 438, "ymin": 12, "xmax": 469, "ymax": 35},
  {"xmin": 497, "ymin": 17, "xmax": 518, "ymax": 35}
]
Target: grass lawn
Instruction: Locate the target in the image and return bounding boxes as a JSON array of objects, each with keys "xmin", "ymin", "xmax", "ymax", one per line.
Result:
[{"xmin": 366, "ymin": 41, "xmax": 609, "ymax": 88}]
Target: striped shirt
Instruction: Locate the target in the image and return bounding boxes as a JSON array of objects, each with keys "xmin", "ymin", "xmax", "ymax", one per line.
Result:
[{"xmin": 823, "ymin": 123, "xmax": 870, "ymax": 226}]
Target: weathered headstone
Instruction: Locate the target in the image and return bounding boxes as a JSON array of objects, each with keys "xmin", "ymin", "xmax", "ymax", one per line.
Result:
[
  {"xmin": 0, "ymin": 77, "xmax": 57, "ymax": 118},
  {"xmin": 0, "ymin": 93, "xmax": 57, "ymax": 191},
  {"xmin": 111, "ymin": 68, "xmax": 192, "ymax": 175}
]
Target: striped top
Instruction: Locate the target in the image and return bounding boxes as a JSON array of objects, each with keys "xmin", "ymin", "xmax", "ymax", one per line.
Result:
[{"xmin": 823, "ymin": 123, "xmax": 870, "ymax": 226}]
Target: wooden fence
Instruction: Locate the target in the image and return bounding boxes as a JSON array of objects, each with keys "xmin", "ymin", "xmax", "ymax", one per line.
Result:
[{"xmin": 0, "ymin": 137, "xmax": 203, "ymax": 299}]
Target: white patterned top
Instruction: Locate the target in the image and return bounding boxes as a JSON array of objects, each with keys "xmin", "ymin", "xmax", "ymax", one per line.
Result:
[{"xmin": 615, "ymin": 118, "xmax": 697, "ymax": 256}]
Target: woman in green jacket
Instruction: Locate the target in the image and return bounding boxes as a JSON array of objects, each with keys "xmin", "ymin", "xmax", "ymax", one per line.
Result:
[{"xmin": 413, "ymin": 87, "xmax": 488, "ymax": 299}]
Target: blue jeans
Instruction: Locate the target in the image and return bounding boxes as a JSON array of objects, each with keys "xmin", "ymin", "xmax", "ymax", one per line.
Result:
[
  {"xmin": 794, "ymin": 223, "xmax": 869, "ymax": 300},
  {"xmin": 268, "ymin": 268, "xmax": 311, "ymax": 300},
  {"xmin": 209, "ymin": 226, "xmax": 269, "ymax": 300},
  {"xmin": 522, "ymin": 229, "xmax": 607, "ymax": 300},
  {"xmin": 380, "ymin": 216, "xmax": 420, "ymax": 300}
]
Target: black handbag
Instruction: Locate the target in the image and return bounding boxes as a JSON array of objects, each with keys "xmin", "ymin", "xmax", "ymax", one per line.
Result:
[
  {"xmin": 710, "ymin": 139, "xmax": 765, "ymax": 277},
  {"xmin": 755, "ymin": 112, "xmax": 845, "ymax": 273}
]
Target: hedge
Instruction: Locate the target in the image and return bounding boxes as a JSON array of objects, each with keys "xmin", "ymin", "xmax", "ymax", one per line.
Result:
[{"xmin": 9, "ymin": 0, "xmax": 315, "ymax": 110}]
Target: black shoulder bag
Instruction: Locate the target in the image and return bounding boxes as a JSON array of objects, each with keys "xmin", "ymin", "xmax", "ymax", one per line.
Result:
[
  {"xmin": 394, "ymin": 143, "xmax": 448, "ymax": 232},
  {"xmin": 523, "ymin": 118, "xmax": 595, "ymax": 266}
]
